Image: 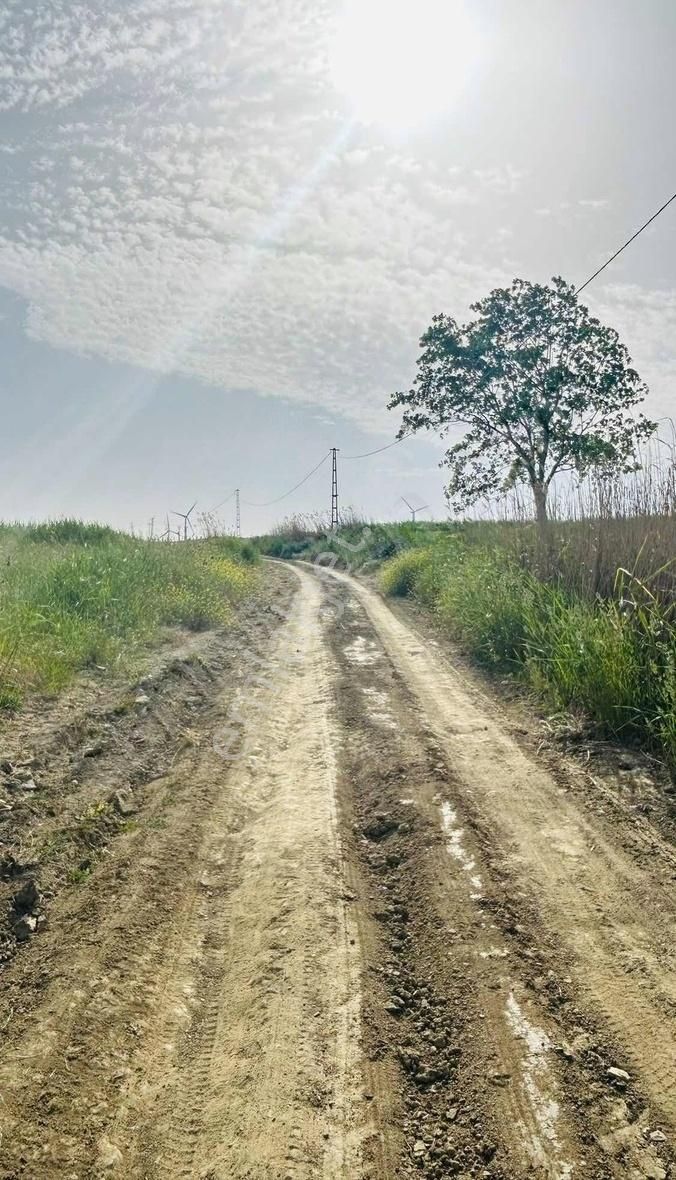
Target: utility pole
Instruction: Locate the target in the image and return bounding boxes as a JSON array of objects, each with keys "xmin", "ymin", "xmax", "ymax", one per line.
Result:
[
  {"xmin": 331, "ymin": 447, "xmax": 339, "ymax": 531},
  {"xmin": 235, "ymin": 489, "xmax": 241, "ymax": 538}
]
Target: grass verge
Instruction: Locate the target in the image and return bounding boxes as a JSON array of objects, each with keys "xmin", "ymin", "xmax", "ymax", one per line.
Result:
[
  {"xmin": 379, "ymin": 540, "xmax": 676, "ymax": 771},
  {"xmin": 0, "ymin": 522, "xmax": 259, "ymax": 706}
]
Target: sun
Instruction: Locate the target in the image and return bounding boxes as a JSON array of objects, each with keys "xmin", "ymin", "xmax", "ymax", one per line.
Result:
[{"xmin": 330, "ymin": 0, "xmax": 482, "ymax": 130}]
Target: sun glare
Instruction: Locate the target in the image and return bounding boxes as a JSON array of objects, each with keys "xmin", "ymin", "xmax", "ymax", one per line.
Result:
[{"xmin": 330, "ymin": 0, "xmax": 482, "ymax": 129}]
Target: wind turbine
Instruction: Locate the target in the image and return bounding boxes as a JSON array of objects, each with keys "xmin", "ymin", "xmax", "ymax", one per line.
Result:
[
  {"xmin": 402, "ymin": 496, "xmax": 429, "ymax": 523},
  {"xmin": 155, "ymin": 515, "xmax": 172, "ymax": 542},
  {"xmin": 171, "ymin": 501, "xmax": 197, "ymax": 541}
]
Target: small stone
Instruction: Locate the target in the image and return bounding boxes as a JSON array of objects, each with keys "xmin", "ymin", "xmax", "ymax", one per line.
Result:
[
  {"xmin": 83, "ymin": 744, "xmax": 104, "ymax": 758},
  {"xmin": 0, "ymin": 854, "xmax": 35, "ymax": 880},
  {"xmin": 649, "ymin": 1130, "xmax": 667, "ymax": 1143},
  {"xmin": 12, "ymin": 914, "xmax": 37, "ymax": 941},
  {"xmin": 607, "ymin": 1066, "xmax": 630, "ymax": 1084},
  {"xmin": 110, "ymin": 789, "xmax": 138, "ymax": 817},
  {"xmin": 397, "ymin": 1047, "xmax": 420, "ymax": 1073},
  {"xmin": 18, "ymin": 778, "xmax": 38, "ymax": 792},
  {"xmin": 413, "ymin": 1140, "xmax": 426, "ymax": 1156},
  {"xmin": 97, "ymin": 1136, "xmax": 123, "ymax": 1168},
  {"xmin": 416, "ymin": 1067, "xmax": 445, "ymax": 1086},
  {"xmin": 13, "ymin": 878, "xmax": 40, "ymax": 914},
  {"xmin": 553, "ymin": 1043, "xmax": 576, "ymax": 1061}
]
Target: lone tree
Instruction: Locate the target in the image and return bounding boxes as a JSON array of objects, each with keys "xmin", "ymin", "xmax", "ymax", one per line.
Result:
[{"xmin": 389, "ymin": 277, "xmax": 655, "ymax": 526}]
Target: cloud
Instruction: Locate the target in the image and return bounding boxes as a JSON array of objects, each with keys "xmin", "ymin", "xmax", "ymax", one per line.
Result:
[
  {"xmin": 0, "ymin": 0, "xmax": 523, "ymax": 430},
  {"xmin": 0, "ymin": 0, "xmax": 670, "ymax": 437},
  {"xmin": 591, "ymin": 283, "xmax": 676, "ymax": 422},
  {"xmin": 578, "ymin": 198, "xmax": 610, "ymax": 211}
]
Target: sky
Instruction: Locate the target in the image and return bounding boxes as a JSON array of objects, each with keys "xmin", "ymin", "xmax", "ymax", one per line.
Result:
[{"xmin": 1, "ymin": 0, "xmax": 675, "ymax": 534}]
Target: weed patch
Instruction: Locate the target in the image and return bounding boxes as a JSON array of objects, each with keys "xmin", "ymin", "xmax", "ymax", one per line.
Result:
[{"xmin": 0, "ymin": 527, "xmax": 259, "ymax": 707}]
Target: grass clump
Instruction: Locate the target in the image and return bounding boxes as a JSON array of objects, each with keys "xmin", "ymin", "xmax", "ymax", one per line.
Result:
[
  {"xmin": 379, "ymin": 548, "xmax": 434, "ymax": 597},
  {"xmin": 23, "ymin": 519, "xmax": 121, "ymax": 546},
  {"xmin": 0, "ymin": 526, "xmax": 259, "ymax": 707}
]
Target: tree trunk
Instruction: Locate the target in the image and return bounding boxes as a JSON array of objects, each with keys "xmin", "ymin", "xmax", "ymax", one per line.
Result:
[
  {"xmin": 532, "ymin": 481, "xmax": 552, "ymax": 574},
  {"xmin": 532, "ymin": 481, "xmax": 548, "ymax": 530}
]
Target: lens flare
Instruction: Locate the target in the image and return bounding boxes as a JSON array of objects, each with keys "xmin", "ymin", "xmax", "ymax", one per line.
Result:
[{"xmin": 330, "ymin": 0, "xmax": 482, "ymax": 129}]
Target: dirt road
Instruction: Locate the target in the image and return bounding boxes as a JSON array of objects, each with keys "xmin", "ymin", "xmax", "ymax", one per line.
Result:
[{"xmin": 0, "ymin": 562, "xmax": 674, "ymax": 1179}]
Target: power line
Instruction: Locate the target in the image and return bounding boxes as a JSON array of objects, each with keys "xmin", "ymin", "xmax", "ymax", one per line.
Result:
[
  {"xmin": 241, "ymin": 450, "xmax": 331, "ymax": 508},
  {"xmin": 208, "ymin": 488, "xmax": 237, "ymax": 513},
  {"xmin": 342, "ymin": 430, "xmax": 413, "ymax": 459},
  {"xmin": 576, "ymin": 189, "xmax": 676, "ymax": 295}
]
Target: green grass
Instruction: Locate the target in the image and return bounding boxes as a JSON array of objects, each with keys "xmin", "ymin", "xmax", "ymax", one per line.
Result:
[
  {"xmin": 378, "ymin": 539, "xmax": 676, "ymax": 770},
  {"xmin": 0, "ymin": 525, "xmax": 259, "ymax": 707},
  {"xmin": 379, "ymin": 546, "xmax": 436, "ymax": 597},
  {"xmin": 257, "ymin": 517, "xmax": 449, "ymax": 567},
  {"xmin": 67, "ymin": 865, "xmax": 92, "ymax": 885}
]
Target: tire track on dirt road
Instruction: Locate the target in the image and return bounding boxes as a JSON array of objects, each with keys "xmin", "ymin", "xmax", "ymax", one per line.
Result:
[
  {"xmin": 128, "ymin": 565, "xmax": 365, "ymax": 1180},
  {"xmin": 0, "ymin": 568, "xmax": 368, "ymax": 1180},
  {"xmin": 314, "ymin": 562, "xmax": 675, "ymax": 1176}
]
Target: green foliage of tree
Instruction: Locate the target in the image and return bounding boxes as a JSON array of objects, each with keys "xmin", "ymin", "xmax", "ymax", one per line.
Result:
[{"xmin": 389, "ymin": 277, "xmax": 656, "ymax": 525}]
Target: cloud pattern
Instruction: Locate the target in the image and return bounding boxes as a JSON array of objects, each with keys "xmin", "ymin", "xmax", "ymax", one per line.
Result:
[{"xmin": 0, "ymin": 0, "xmax": 673, "ymax": 430}]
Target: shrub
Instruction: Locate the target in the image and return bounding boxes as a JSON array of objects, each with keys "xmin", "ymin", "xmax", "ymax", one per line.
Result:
[{"xmin": 379, "ymin": 548, "xmax": 433, "ymax": 597}]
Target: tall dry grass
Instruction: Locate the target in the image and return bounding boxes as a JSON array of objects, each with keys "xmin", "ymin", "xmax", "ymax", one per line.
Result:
[{"xmin": 483, "ymin": 457, "xmax": 676, "ymax": 605}]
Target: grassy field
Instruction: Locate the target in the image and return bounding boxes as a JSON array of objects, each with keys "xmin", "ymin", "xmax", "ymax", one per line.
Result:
[
  {"xmin": 0, "ymin": 521, "xmax": 259, "ymax": 708},
  {"xmin": 259, "ymin": 484, "xmax": 676, "ymax": 771}
]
